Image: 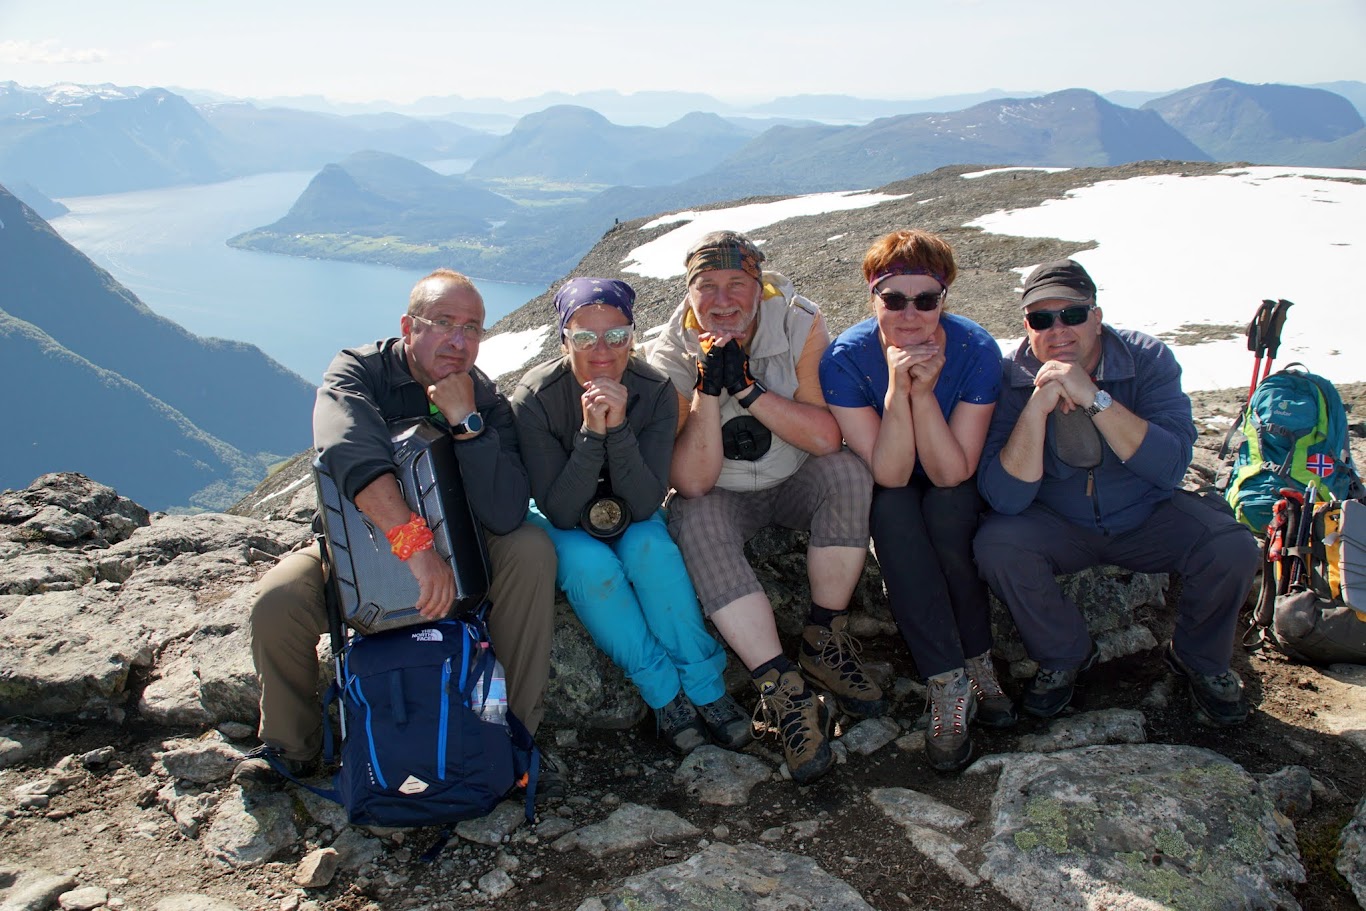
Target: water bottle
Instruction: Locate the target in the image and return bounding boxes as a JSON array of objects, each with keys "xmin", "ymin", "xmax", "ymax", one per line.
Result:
[{"xmin": 479, "ymin": 660, "xmax": 509, "ymax": 727}]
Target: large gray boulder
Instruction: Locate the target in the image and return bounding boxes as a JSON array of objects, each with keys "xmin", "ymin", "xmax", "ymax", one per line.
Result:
[{"xmin": 976, "ymin": 744, "xmax": 1305, "ymax": 910}]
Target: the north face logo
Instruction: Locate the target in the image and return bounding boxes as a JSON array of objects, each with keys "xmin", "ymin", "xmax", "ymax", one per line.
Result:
[
  {"xmin": 412, "ymin": 629, "xmax": 444, "ymax": 642},
  {"xmin": 399, "ymin": 775, "xmax": 430, "ymax": 794}
]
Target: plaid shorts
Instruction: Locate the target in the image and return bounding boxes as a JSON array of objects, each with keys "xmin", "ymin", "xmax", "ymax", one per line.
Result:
[{"xmin": 667, "ymin": 449, "xmax": 872, "ymax": 616}]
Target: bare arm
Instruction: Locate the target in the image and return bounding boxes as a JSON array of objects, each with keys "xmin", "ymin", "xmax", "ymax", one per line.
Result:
[
  {"xmin": 670, "ymin": 391, "xmax": 725, "ymax": 498},
  {"xmin": 745, "ymin": 388, "xmax": 843, "ymax": 456},
  {"xmin": 914, "ymin": 395, "xmax": 995, "ymax": 487}
]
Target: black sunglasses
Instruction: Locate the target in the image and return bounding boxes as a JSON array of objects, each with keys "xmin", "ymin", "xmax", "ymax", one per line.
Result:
[
  {"xmin": 1026, "ymin": 303, "xmax": 1095, "ymax": 331},
  {"xmin": 876, "ymin": 288, "xmax": 945, "ymax": 312}
]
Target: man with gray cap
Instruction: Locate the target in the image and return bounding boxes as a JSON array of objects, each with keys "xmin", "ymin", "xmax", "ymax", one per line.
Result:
[
  {"xmin": 645, "ymin": 230, "xmax": 881, "ymax": 785},
  {"xmin": 974, "ymin": 259, "xmax": 1258, "ymax": 726}
]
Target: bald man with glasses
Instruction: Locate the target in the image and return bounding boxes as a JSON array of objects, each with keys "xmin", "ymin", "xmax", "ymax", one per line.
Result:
[
  {"xmin": 240, "ymin": 268, "xmax": 559, "ymax": 794},
  {"xmin": 974, "ymin": 260, "xmax": 1258, "ymax": 728}
]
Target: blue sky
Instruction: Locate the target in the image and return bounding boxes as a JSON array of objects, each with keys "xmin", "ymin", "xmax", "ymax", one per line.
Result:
[{"xmin": 1, "ymin": 0, "xmax": 1363, "ymax": 103}]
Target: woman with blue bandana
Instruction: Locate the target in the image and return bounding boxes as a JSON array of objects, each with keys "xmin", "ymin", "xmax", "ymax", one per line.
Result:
[
  {"xmin": 819, "ymin": 230, "xmax": 1011, "ymax": 773},
  {"xmin": 511, "ymin": 277, "xmax": 750, "ymax": 755}
]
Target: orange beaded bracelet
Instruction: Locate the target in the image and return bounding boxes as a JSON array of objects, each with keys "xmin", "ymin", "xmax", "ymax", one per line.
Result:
[{"xmin": 385, "ymin": 512, "xmax": 435, "ymax": 561}]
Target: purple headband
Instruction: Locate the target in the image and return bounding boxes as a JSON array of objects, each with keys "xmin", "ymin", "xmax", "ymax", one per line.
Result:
[
  {"xmin": 553, "ymin": 277, "xmax": 636, "ymax": 339},
  {"xmin": 868, "ymin": 263, "xmax": 947, "ymax": 292}
]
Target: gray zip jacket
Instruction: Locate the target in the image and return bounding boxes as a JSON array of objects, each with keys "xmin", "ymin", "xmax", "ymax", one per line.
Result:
[{"xmin": 510, "ymin": 354, "xmax": 676, "ymax": 529}]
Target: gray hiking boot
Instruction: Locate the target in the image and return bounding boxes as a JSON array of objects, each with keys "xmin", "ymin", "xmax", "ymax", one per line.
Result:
[
  {"xmin": 233, "ymin": 746, "xmax": 322, "ymax": 788},
  {"xmin": 656, "ymin": 691, "xmax": 707, "ymax": 756},
  {"xmin": 1022, "ymin": 641, "xmax": 1098, "ymax": 718},
  {"xmin": 1164, "ymin": 642, "xmax": 1250, "ymax": 726},
  {"xmin": 925, "ymin": 668, "xmax": 975, "ymax": 772},
  {"xmin": 752, "ymin": 668, "xmax": 833, "ymax": 785},
  {"xmin": 797, "ymin": 615, "xmax": 887, "ymax": 717},
  {"xmin": 964, "ymin": 649, "xmax": 1018, "ymax": 729},
  {"xmin": 695, "ymin": 692, "xmax": 754, "ymax": 751}
]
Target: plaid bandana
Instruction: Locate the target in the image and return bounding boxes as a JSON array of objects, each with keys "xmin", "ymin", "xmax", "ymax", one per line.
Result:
[{"xmin": 685, "ymin": 230, "xmax": 765, "ymax": 286}]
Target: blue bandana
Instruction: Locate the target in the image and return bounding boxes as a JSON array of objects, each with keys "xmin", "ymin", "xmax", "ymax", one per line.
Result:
[{"xmin": 553, "ymin": 278, "xmax": 636, "ymax": 339}]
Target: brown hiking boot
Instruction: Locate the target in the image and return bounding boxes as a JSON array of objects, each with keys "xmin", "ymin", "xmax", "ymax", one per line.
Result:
[
  {"xmin": 797, "ymin": 615, "xmax": 887, "ymax": 717},
  {"xmin": 964, "ymin": 649, "xmax": 1018, "ymax": 729},
  {"xmin": 925, "ymin": 668, "xmax": 974, "ymax": 773},
  {"xmin": 752, "ymin": 668, "xmax": 833, "ymax": 785}
]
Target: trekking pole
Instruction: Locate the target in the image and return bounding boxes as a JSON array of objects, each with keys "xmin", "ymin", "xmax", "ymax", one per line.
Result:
[
  {"xmin": 1288, "ymin": 480, "xmax": 1317, "ymax": 589},
  {"xmin": 1245, "ymin": 299, "xmax": 1276, "ymax": 404},
  {"xmin": 1260, "ymin": 298, "xmax": 1294, "ymax": 386}
]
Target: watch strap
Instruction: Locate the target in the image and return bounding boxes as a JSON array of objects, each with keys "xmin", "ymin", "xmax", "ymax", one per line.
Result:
[{"xmin": 737, "ymin": 381, "xmax": 767, "ymax": 408}]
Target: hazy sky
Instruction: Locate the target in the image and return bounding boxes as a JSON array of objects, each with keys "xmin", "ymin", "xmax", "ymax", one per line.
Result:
[{"xmin": 2, "ymin": 0, "xmax": 1363, "ymax": 104}]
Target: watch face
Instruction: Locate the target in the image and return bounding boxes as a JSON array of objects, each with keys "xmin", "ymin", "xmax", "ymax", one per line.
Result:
[{"xmin": 464, "ymin": 412, "xmax": 484, "ymax": 433}]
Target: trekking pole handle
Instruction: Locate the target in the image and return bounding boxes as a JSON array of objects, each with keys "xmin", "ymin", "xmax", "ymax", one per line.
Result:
[{"xmin": 1264, "ymin": 299, "xmax": 1294, "ymax": 359}]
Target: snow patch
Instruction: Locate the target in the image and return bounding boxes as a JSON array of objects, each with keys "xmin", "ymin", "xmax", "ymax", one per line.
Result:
[
  {"xmin": 478, "ymin": 324, "xmax": 555, "ymax": 380},
  {"xmin": 623, "ymin": 191, "xmax": 907, "ymax": 280},
  {"xmin": 961, "ymin": 166, "xmax": 1073, "ymax": 179}
]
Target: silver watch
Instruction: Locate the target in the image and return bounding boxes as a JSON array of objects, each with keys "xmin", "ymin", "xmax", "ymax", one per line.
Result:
[{"xmin": 1084, "ymin": 390, "xmax": 1112, "ymax": 417}]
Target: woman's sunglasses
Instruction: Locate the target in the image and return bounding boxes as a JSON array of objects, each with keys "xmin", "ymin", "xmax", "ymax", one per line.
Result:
[
  {"xmin": 1025, "ymin": 304, "xmax": 1096, "ymax": 331},
  {"xmin": 569, "ymin": 327, "xmax": 633, "ymax": 350},
  {"xmin": 875, "ymin": 288, "xmax": 945, "ymax": 312}
]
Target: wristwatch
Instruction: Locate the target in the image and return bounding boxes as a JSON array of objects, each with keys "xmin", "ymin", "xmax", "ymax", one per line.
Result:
[
  {"xmin": 451, "ymin": 411, "xmax": 484, "ymax": 435},
  {"xmin": 1084, "ymin": 390, "xmax": 1112, "ymax": 417},
  {"xmin": 737, "ymin": 381, "xmax": 767, "ymax": 408}
]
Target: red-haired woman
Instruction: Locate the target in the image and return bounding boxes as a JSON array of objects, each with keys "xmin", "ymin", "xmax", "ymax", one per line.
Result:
[{"xmin": 819, "ymin": 230, "xmax": 1012, "ymax": 773}]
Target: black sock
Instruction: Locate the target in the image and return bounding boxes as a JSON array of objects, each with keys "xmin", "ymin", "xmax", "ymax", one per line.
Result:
[
  {"xmin": 807, "ymin": 603, "xmax": 841, "ymax": 628},
  {"xmin": 751, "ymin": 654, "xmax": 796, "ymax": 680}
]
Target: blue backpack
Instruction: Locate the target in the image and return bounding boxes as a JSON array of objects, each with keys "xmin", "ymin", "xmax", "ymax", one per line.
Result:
[
  {"xmin": 1225, "ymin": 365, "xmax": 1362, "ymax": 534},
  {"xmin": 272, "ymin": 611, "xmax": 539, "ymax": 828}
]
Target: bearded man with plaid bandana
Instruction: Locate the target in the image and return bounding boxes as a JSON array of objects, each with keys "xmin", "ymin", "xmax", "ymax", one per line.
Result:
[{"xmin": 644, "ymin": 230, "xmax": 882, "ymax": 785}]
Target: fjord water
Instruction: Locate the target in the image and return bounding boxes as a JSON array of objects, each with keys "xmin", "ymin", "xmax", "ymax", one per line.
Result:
[{"xmin": 52, "ymin": 168, "xmax": 546, "ymax": 383}]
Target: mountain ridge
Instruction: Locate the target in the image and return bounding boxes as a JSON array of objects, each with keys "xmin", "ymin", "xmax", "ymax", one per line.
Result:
[{"xmin": 0, "ymin": 185, "xmax": 314, "ymax": 510}]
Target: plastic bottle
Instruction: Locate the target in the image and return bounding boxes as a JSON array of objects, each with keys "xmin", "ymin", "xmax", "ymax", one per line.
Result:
[{"xmin": 479, "ymin": 659, "xmax": 509, "ymax": 727}]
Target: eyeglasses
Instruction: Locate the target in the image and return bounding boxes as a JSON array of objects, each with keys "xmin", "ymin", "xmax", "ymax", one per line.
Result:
[
  {"xmin": 410, "ymin": 314, "xmax": 486, "ymax": 342},
  {"xmin": 1025, "ymin": 304, "xmax": 1095, "ymax": 331},
  {"xmin": 569, "ymin": 327, "xmax": 633, "ymax": 351},
  {"xmin": 875, "ymin": 288, "xmax": 945, "ymax": 312}
]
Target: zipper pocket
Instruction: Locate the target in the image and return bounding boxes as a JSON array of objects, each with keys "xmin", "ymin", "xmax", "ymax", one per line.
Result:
[{"xmin": 438, "ymin": 657, "xmax": 452, "ymax": 780}]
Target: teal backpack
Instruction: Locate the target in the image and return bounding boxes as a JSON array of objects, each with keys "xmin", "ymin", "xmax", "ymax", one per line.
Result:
[{"xmin": 1225, "ymin": 364, "xmax": 1362, "ymax": 534}]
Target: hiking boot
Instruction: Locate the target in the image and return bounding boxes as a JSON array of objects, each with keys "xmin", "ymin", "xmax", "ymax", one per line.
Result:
[
  {"xmin": 656, "ymin": 691, "xmax": 708, "ymax": 756},
  {"xmin": 533, "ymin": 750, "xmax": 568, "ymax": 805},
  {"xmin": 925, "ymin": 669, "xmax": 975, "ymax": 772},
  {"xmin": 965, "ymin": 649, "xmax": 1018, "ymax": 729},
  {"xmin": 233, "ymin": 746, "xmax": 321, "ymax": 788},
  {"xmin": 1164, "ymin": 643, "xmax": 1250, "ymax": 727},
  {"xmin": 695, "ymin": 692, "xmax": 754, "ymax": 751},
  {"xmin": 752, "ymin": 668, "xmax": 833, "ymax": 785},
  {"xmin": 797, "ymin": 615, "xmax": 887, "ymax": 717},
  {"xmin": 1022, "ymin": 641, "xmax": 1098, "ymax": 719}
]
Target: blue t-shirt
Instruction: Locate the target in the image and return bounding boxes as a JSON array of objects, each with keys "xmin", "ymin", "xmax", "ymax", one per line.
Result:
[{"xmin": 819, "ymin": 312, "xmax": 1002, "ymax": 421}]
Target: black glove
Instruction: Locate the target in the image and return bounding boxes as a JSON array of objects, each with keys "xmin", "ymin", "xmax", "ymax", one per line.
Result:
[
  {"xmin": 720, "ymin": 340, "xmax": 757, "ymax": 397},
  {"xmin": 694, "ymin": 337, "xmax": 726, "ymax": 397}
]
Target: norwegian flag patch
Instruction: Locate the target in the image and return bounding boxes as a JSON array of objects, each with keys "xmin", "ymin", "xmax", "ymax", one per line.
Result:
[{"xmin": 1306, "ymin": 453, "xmax": 1335, "ymax": 477}]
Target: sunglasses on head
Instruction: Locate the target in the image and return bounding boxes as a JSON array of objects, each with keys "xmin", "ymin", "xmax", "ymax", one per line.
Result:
[
  {"xmin": 569, "ymin": 327, "xmax": 633, "ymax": 351},
  {"xmin": 875, "ymin": 287, "xmax": 945, "ymax": 312},
  {"xmin": 1025, "ymin": 303, "xmax": 1095, "ymax": 331}
]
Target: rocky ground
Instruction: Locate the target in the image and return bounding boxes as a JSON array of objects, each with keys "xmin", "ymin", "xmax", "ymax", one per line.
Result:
[{"xmin": 2, "ymin": 398, "xmax": 1365, "ymax": 911}]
